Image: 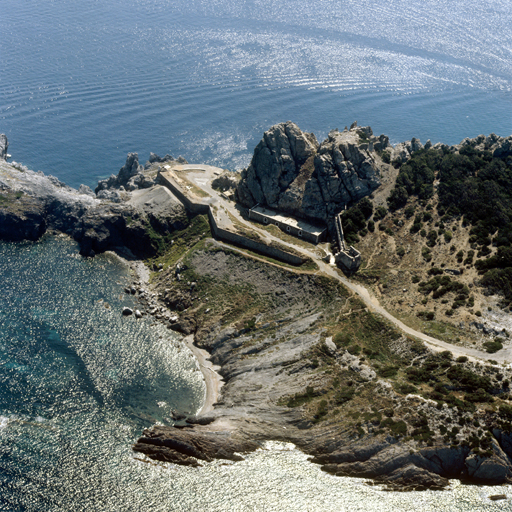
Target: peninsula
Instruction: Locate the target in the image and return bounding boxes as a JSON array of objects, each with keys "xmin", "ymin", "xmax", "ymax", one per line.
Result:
[{"xmin": 2, "ymin": 122, "xmax": 512, "ymax": 491}]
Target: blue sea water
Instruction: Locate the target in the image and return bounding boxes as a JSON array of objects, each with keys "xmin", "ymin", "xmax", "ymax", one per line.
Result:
[
  {"xmin": 1, "ymin": 0, "xmax": 512, "ymax": 188},
  {"xmin": 2, "ymin": 0, "xmax": 512, "ymax": 510}
]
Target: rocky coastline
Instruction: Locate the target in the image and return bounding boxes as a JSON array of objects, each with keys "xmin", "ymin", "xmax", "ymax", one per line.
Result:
[{"xmin": 3, "ymin": 125, "xmax": 512, "ymax": 492}]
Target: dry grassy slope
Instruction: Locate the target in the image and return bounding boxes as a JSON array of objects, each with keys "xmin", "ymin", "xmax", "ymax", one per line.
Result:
[
  {"xmin": 140, "ymin": 239, "xmax": 512, "ymax": 487},
  {"xmin": 353, "ymin": 183, "xmax": 511, "ymax": 354}
]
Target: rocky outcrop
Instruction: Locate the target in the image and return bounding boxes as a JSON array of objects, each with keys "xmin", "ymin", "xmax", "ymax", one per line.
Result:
[
  {"xmin": 133, "ymin": 426, "xmax": 259, "ymax": 466},
  {"xmin": 0, "ymin": 156, "xmax": 99, "ymax": 241},
  {"xmin": 236, "ymin": 122, "xmax": 387, "ymax": 224},
  {"xmin": 0, "ymin": 134, "xmax": 8, "ymax": 160},
  {"xmin": 0, "ymin": 156, "xmax": 187, "ymax": 258},
  {"xmin": 0, "ymin": 194, "xmax": 46, "ymax": 241},
  {"xmin": 211, "ymin": 171, "xmax": 239, "ymax": 192},
  {"xmin": 95, "ymin": 153, "xmax": 157, "ymax": 194},
  {"xmin": 389, "ymin": 137, "xmax": 425, "ymax": 165},
  {"xmin": 452, "ymin": 132, "xmax": 512, "ymax": 160},
  {"xmin": 144, "ymin": 152, "xmax": 189, "ymax": 169}
]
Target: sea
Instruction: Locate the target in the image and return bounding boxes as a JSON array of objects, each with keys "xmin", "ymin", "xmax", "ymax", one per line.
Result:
[{"xmin": 1, "ymin": 0, "xmax": 512, "ymax": 510}]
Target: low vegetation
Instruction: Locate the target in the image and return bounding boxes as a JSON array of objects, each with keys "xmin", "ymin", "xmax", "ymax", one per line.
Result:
[{"xmin": 386, "ymin": 144, "xmax": 512, "ymax": 306}]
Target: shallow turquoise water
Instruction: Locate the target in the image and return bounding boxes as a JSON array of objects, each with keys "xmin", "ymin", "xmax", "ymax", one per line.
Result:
[{"xmin": 0, "ymin": 237, "xmax": 205, "ymax": 510}]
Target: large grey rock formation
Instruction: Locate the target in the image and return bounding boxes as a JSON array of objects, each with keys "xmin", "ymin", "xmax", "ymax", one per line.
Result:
[
  {"xmin": 236, "ymin": 122, "xmax": 387, "ymax": 224},
  {"xmin": 389, "ymin": 137, "xmax": 425, "ymax": 165},
  {"xmin": 0, "ymin": 134, "xmax": 8, "ymax": 160}
]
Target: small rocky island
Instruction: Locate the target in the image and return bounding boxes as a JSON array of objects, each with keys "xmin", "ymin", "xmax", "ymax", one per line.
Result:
[{"xmin": 2, "ymin": 122, "xmax": 512, "ymax": 491}]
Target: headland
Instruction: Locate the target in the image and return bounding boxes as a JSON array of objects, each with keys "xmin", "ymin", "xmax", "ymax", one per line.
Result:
[{"xmin": 3, "ymin": 122, "xmax": 512, "ymax": 491}]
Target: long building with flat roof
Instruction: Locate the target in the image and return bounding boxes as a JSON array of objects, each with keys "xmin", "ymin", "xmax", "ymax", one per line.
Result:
[{"xmin": 248, "ymin": 205, "xmax": 327, "ymax": 244}]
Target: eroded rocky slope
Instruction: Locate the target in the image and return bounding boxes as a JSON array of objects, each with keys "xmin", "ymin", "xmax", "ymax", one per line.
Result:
[
  {"xmin": 0, "ymin": 145, "xmax": 188, "ymax": 257},
  {"xmin": 133, "ymin": 245, "xmax": 512, "ymax": 490}
]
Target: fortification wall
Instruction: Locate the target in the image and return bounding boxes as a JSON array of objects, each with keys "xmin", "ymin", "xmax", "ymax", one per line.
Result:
[
  {"xmin": 208, "ymin": 209, "xmax": 304, "ymax": 266},
  {"xmin": 158, "ymin": 170, "xmax": 305, "ymax": 266},
  {"xmin": 158, "ymin": 172, "xmax": 209, "ymax": 214}
]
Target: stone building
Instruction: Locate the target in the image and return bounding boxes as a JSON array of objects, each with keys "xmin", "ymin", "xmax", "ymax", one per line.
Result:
[
  {"xmin": 248, "ymin": 205, "xmax": 326, "ymax": 244},
  {"xmin": 333, "ymin": 212, "xmax": 361, "ymax": 273}
]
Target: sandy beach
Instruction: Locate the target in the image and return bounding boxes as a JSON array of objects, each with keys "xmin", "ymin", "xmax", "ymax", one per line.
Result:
[{"xmin": 182, "ymin": 334, "xmax": 223, "ymax": 415}]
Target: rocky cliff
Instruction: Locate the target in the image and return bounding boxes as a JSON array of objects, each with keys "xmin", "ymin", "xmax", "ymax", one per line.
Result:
[
  {"xmin": 236, "ymin": 121, "xmax": 392, "ymax": 224},
  {"xmin": 0, "ymin": 137, "xmax": 187, "ymax": 256},
  {"xmin": 0, "ymin": 134, "xmax": 8, "ymax": 160}
]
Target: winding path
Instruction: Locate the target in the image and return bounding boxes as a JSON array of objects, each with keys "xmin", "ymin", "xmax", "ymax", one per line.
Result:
[{"xmin": 178, "ymin": 165, "xmax": 512, "ymax": 365}]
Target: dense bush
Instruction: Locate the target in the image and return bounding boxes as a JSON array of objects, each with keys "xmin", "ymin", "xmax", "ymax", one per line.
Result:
[
  {"xmin": 341, "ymin": 197, "xmax": 374, "ymax": 245},
  {"xmin": 417, "ymin": 311, "xmax": 435, "ymax": 321},
  {"xmin": 373, "ymin": 205, "xmax": 388, "ymax": 221},
  {"xmin": 387, "ymin": 149, "xmax": 439, "ymax": 210},
  {"xmin": 386, "ymin": 144, "xmax": 512, "ymax": 302},
  {"xmin": 483, "ymin": 340, "xmax": 503, "ymax": 353},
  {"xmin": 394, "ymin": 382, "xmax": 418, "ymax": 395},
  {"xmin": 447, "ymin": 365, "xmax": 492, "ymax": 393}
]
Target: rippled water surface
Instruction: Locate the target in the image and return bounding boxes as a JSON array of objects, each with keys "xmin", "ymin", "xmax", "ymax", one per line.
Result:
[
  {"xmin": 2, "ymin": 0, "xmax": 512, "ymax": 188},
  {"xmin": 2, "ymin": 0, "xmax": 512, "ymax": 509}
]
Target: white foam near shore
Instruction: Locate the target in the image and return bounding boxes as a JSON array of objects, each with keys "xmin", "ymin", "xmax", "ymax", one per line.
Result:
[{"xmin": 0, "ymin": 416, "xmax": 10, "ymax": 430}]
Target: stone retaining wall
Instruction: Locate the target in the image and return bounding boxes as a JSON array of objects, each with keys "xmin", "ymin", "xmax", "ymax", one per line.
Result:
[
  {"xmin": 208, "ymin": 209, "xmax": 304, "ymax": 266},
  {"xmin": 158, "ymin": 169, "xmax": 304, "ymax": 266}
]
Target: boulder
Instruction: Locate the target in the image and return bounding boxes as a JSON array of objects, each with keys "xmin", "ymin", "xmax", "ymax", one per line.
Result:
[{"xmin": 122, "ymin": 307, "xmax": 133, "ymax": 316}]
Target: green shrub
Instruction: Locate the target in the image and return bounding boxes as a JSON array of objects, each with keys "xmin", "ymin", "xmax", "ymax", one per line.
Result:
[
  {"xmin": 417, "ymin": 311, "xmax": 435, "ymax": 321},
  {"xmin": 464, "ymin": 250, "xmax": 475, "ymax": 266},
  {"xmin": 483, "ymin": 340, "xmax": 503, "ymax": 353},
  {"xmin": 313, "ymin": 399, "xmax": 329, "ymax": 423},
  {"xmin": 374, "ymin": 206, "xmax": 388, "ymax": 221},
  {"xmin": 447, "ymin": 365, "xmax": 492, "ymax": 392},
  {"xmin": 333, "ymin": 332, "xmax": 352, "ymax": 347},
  {"xmin": 347, "ymin": 344, "xmax": 361, "ymax": 355},
  {"xmin": 381, "ymin": 418, "xmax": 407, "ymax": 436},
  {"xmin": 394, "ymin": 382, "xmax": 418, "ymax": 395},
  {"xmin": 426, "ymin": 230, "xmax": 438, "ymax": 247},
  {"xmin": 335, "ymin": 387, "xmax": 355, "ymax": 405},
  {"xmin": 404, "ymin": 205, "xmax": 415, "ymax": 219},
  {"xmin": 465, "ymin": 389, "xmax": 494, "ymax": 403},
  {"xmin": 287, "ymin": 386, "xmax": 318, "ymax": 407},
  {"xmin": 378, "ymin": 365, "xmax": 399, "ymax": 378}
]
